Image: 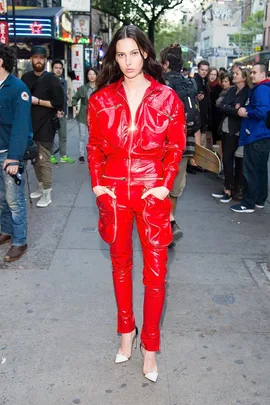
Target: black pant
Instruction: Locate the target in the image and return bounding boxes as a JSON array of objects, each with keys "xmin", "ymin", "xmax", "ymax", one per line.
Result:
[
  {"xmin": 242, "ymin": 138, "xmax": 270, "ymax": 208},
  {"xmin": 234, "ymin": 157, "xmax": 245, "ymax": 192},
  {"xmin": 221, "ymin": 133, "xmax": 239, "ymax": 190}
]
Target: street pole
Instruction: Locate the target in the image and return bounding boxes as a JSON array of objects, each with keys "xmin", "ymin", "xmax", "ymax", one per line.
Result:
[{"xmin": 11, "ymin": 0, "xmax": 18, "ymax": 75}]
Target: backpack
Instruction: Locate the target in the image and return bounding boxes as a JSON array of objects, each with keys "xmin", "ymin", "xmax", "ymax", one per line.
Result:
[{"xmin": 163, "ymin": 71, "xmax": 201, "ymax": 133}]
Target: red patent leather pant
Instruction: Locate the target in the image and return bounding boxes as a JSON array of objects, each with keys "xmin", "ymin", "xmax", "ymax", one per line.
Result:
[{"xmin": 96, "ymin": 182, "xmax": 172, "ymax": 351}]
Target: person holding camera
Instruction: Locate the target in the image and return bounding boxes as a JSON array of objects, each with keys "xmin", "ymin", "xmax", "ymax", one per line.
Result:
[
  {"xmin": 0, "ymin": 44, "xmax": 31, "ymax": 262},
  {"xmin": 22, "ymin": 46, "xmax": 64, "ymax": 207}
]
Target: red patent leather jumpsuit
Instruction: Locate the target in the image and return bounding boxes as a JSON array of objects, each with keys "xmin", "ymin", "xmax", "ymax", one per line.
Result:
[{"xmin": 87, "ymin": 74, "xmax": 186, "ymax": 351}]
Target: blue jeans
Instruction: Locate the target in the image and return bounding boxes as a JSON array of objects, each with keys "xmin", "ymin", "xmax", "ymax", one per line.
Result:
[
  {"xmin": 242, "ymin": 138, "xmax": 270, "ymax": 208},
  {"xmin": 0, "ymin": 152, "xmax": 27, "ymax": 246}
]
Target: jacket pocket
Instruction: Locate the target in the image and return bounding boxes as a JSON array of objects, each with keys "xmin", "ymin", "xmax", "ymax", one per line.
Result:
[
  {"xmin": 96, "ymin": 193, "xmax": 117, "ymax": 244},
  {"xmin": 143, "ymin": 195, "xmax": 172, "ymax": 247},
  {"xmin": 140, "ymin": 106, "xmax": 170, "ymax": 150}
]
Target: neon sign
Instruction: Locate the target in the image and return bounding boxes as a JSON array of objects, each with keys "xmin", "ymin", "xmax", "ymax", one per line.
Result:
[
  {"xmin": 0, "ymin": 21, "xmax": 8, "ymax": 44},
  {"xmin": 30, "ymin": 21, "xmax": 43, "ymax": 35},
  {"xmin": 0, "ymin": 17, "xmax": 52, "ymax": 37}
]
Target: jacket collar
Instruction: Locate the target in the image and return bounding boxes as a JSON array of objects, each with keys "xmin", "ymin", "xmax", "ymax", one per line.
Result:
[
  {"xmin": 1, "ymin": 73, "xmax": 12, "ymax": 87},
  {"xmin": 251, "ymin": 78, "xmax": 270, "ymax": 92},
  {"xmin": 110, "ymin": 73, "xmax": 163, "ymax": 95}
]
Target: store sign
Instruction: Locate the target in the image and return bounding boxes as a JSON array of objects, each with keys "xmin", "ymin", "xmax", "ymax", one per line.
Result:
[
  {"xmin": 56, "ymin": 12, "xmax": 73, "ymax": 42},
  {"xmin": 0, "ymin": 21, "xmax": 8, "ymax": 44},
  {"xmin": 0, "ymin": 0, "xmax": 7, "ymax": 15},
  {"xmin": 0, "ymin": 17, "xmax": 52, "ymax": 37},
  {"xmin": 74, "ymin": 15, "xmax": 90, "ymax": 44},
  {"xmin": 71, "ymin": 44, "xmax": 84, "ymax": 91},
  {"xmin": 62, "ymin": 0, "xmax": 90, "ymax": 12}
]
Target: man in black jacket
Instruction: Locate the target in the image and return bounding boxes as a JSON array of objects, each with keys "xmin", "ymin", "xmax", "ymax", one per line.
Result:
[
  {"xmin": 22, "ymin": 46, "xmax": 64, "ymax": 207},
  {"xmin": 193, "ymin": 60, "xmax": 210, "ymax": 147}
]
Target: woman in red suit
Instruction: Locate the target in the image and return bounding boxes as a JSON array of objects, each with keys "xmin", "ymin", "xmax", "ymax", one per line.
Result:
[{"xmin": 87, "ymin": 25, "xmax": 186, "ymax": 382}]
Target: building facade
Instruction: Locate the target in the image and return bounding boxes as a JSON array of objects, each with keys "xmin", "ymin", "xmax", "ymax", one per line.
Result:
[{"xmin": 198, "ymin": 0, "xmax": 243, "ymax": 68}]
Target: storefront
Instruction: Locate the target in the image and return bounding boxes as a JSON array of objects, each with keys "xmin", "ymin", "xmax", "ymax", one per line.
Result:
[{"xmin": 1, "ymin": 7, "xmax": 73, "ymax": 74}]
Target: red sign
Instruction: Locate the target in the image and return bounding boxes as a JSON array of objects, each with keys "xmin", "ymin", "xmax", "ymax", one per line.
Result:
[{"xmin": 0, "ymin": 21, "xmax": 8, "ymax": 44}]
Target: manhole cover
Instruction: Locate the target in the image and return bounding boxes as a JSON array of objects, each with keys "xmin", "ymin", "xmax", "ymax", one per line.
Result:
[
  {"xmin": 212, "ymin": 295, "xmax": 235, "ymax": 305},
  {"xmin": 82, "ymin": 227, "xmax": 97, "ymax": 233}
]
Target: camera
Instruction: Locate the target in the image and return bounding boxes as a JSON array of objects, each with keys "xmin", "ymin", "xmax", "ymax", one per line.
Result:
[{"xmin": 4, "ymin": 163, "xmax": 24, "ymax": 186}]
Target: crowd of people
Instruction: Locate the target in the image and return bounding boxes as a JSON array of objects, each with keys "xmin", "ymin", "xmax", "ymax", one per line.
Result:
[
  {"xmin": 0, "ymin": 24, "xmax": 269, "ymax": 384},
  {"xmin": 161, "ymin": 49, "xmax": 269, "ymax": 221}
]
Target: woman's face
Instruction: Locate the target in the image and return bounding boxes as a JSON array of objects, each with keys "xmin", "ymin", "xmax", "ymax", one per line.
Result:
[
  {"xmin": 208, "ymin": 70, "xmax": 218, "ymax": 82},
  {"xmin": 232, "ymin": 67, "xmax": 246, "ymax": 86},
  {"xmin": 115, "ymin": 37, "xmax": 147, "ymax": 79},
  {"xmin": 88, "ymin": 70, "xmax": 97, "ymax": 83},
  {"xmin": 221, "ymin": 77, "xmax": 230, "ymax": 89}
]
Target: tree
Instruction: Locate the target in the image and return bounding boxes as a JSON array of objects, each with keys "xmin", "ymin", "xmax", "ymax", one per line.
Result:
[
  {"xmin": 232, "ymin": 10, "xmax": 264, "ymax": 55},
  {"xmin": 92, "ymin": 0, "xmax": 185, "ymax": 44},
  {"xmin": 155, "ymin": 20, "xmax": 197, "ymax": 58}
]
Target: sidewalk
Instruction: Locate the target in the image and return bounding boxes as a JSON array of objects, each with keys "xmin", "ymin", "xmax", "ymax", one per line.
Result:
[{"xmin": 1, "ymin": 120, "xmax": 270, "ymax": 405}]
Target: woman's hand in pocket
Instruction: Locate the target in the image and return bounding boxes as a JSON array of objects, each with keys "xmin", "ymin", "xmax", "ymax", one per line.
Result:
[
  {"xmin": 93, "ymin": 185, "xmax": 116, "ymax": 199},
  {"xmin": 141, "ymin": 186, "xmax": 169, "ymax": 200}
]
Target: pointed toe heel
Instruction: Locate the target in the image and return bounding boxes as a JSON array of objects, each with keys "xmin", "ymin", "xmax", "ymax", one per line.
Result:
[
  {"xmin": 144, "ymin": 371, "xmax": 159, "ymax": 383},
  {"xmin": 115, "ymin": 326, "xmax": 138, "ymax": 364},
  {"xmin": 115, "ymin": 353, "xmax": 129, "ymax": 364}
]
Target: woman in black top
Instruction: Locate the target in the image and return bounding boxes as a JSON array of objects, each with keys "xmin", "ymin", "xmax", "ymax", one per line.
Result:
[
  {"xmin": 208, "ymin": 67, "xmax": 222, "ymax": 146},
  {"xmin": 212, "ymin": 65, "xmax": 250, "ymax": 203}
]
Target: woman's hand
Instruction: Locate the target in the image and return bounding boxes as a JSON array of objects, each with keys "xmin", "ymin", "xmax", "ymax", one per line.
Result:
[
  {"xmin": 73, "ymin": 107, "xmax": 78, "ymax": 118},
  {"xmin": 141, "ymin": 186, "xmax": 169, "ymax": 201},
  {"xmin": 93, "ymin": 185, "xmax": 116, "ymax": 199}
]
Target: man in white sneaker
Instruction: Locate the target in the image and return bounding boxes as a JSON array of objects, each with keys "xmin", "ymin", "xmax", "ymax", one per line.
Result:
[
  {"xmin": 22, "ymin": 46, "xmax": 64, "ymax": 207},
  {"xmin": 231, "ymin": 63, "xmax": 270, "ymax": 213}
]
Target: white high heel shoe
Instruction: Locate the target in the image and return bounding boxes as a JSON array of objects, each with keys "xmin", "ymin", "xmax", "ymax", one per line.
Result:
[
  {"xmin": 140, "ymin": 344, "xmax": 159, "ymax": 383},
  {"xmin": 115, "ymin": 326, "xmax": 138, "ymax": 364},
  {"xmin": 144, "ymin": 371, "xmax": 159, "ymax": 383}
]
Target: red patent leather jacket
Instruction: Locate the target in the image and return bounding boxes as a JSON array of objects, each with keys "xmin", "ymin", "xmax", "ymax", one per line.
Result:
[{"xmin": 87, "ymin": 74, "xmax": 186, "ymax": 192}]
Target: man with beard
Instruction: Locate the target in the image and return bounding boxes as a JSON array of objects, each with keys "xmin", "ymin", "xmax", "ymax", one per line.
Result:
[{"xmin": 22, "ymin": 46, "xmax": 64, "ymax": 207}]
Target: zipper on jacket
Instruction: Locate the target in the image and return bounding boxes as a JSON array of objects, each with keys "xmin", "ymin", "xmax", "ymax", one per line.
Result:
[
  {"xmin": 102, "ymin": 175, "xmax": 126, "ymax": 180},
  {"xmin": 96, "ymin": 104, "xmax": 122, "ymax": 114},
  {"xmin": 117, "ymin": 90, "xmax": 155, "ymax": 199},
  {"xmin": 150, "ymin": 105, "xmax": 173, "ymax": 120}
]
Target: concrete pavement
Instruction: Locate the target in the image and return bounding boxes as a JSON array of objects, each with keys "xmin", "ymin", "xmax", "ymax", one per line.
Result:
[{"xmin": 1, "ymin": 120, "xmax": 270, "ymax": 405}]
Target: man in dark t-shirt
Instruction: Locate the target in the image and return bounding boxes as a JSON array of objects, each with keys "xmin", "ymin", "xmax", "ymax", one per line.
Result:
[
  {"xmin": 192, "ymin": 60, "xmax": 211, "ymax": 147},
  {"xmin": 22, "ymin": 45, "xmax": 64, "ymax": 207}
]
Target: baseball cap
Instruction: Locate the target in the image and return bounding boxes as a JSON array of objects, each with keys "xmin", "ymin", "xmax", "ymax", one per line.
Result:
[{"xmin": 30, "ymin": 45, "xmax": 47, "ymax": 57}]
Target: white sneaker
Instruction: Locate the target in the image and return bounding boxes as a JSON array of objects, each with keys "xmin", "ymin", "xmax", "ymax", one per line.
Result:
[
  {"xmin": 255, "ymin": 204, "xmax": 264, "ymax": 209},
  {"xmin": 212, "ymin": 191, "xmax": 224, "ymax": 198},
  {"xmin": 37, "ymin": 188, "xmax": 52, "ymax": 208},
  {"xmin": 30, "ymin": 182, "xmax": 43, "ymax": 199}
]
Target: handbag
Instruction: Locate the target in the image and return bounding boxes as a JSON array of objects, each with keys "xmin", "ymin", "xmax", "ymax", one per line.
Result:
[{"xmin": 23, "ymin": 142, "xmax": 38, "ymax": 161}]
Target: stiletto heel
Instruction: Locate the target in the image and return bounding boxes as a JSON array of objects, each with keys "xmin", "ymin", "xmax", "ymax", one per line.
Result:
[
  {"xmin": 140, "ymin": 344, "xmax": 159, "ymax": 383},
  {"xmin": 115, "ymin": 326, "xmax": 138, "ymax": 364}
]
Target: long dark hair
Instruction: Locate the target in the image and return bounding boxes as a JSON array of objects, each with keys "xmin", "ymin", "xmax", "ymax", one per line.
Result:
[{"xmin": 96, "ymin": 25, "xmax": 164, "ymax": 90}]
